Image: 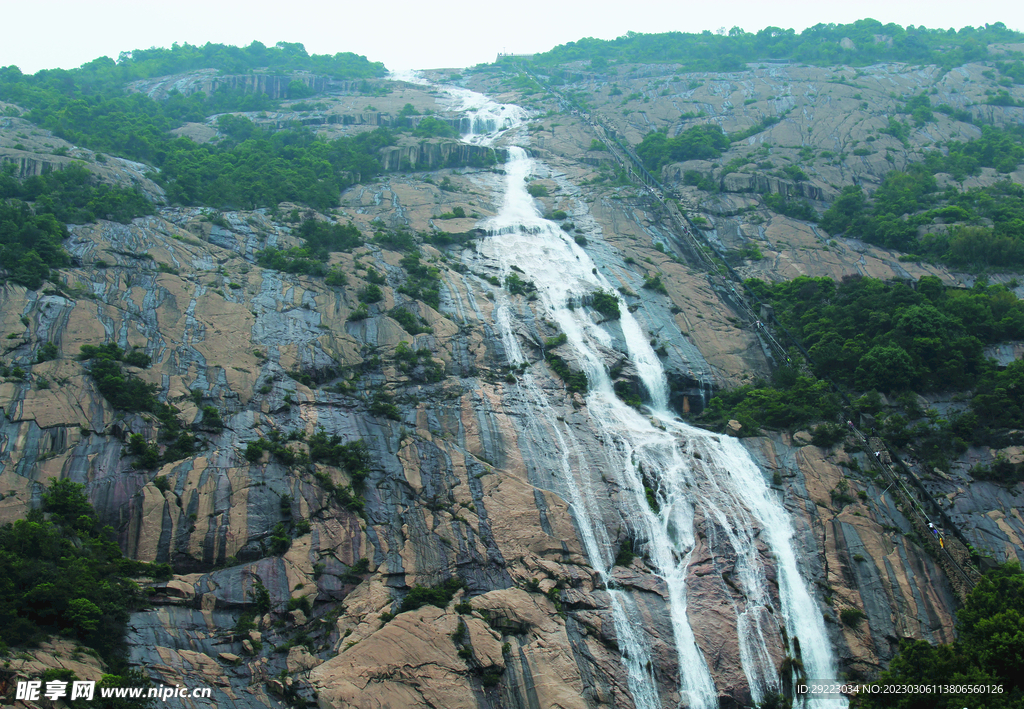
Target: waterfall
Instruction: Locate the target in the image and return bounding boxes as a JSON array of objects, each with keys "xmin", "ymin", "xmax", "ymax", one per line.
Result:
[{"xmin": 414, "ymin": 74, "xmax": 847, "ymax": 708}]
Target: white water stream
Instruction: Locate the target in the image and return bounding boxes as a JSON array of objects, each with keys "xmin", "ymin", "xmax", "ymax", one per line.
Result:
[{"xmin": 400, "ymin": 71, "xmax": 846, "ymax": 708}]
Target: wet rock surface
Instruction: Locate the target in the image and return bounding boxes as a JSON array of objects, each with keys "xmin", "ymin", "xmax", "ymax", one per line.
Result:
[{"xmin": 1, "ymin": 60, "xmax": 1021, "ymax": 708}]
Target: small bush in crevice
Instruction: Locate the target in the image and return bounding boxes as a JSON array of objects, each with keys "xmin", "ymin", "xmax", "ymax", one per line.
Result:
[
  {"xmin": 840, "ymin": 607, "xmax": 866, "ymax": 628},
  {"xmin": 369, "ymin": 391, "xmax": 401, "ymax": 420},
  {"xmin": 545, "ymin": 353, "xmax": 588, "ymax": 394},
  {"xmin": 614, "ymin": 539, "xmax": 635, "ymax": 567},
  {"xmin": 399, "ymin": 577, "xmax": 465, "ymax": 614}
]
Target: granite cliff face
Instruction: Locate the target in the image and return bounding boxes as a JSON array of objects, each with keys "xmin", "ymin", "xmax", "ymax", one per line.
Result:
[{"xmin": 1, "ymin": 57, "xmax": 1022, "ymax": 708}]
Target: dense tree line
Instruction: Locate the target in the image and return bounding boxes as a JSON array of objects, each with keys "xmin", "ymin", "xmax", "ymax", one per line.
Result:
[
  {"xmin": 748, "ymin": 275, "xmax": 1024, "ymax": 393},
  {"xmin": 0, "ymin": 41, "xmax": 394, "ymax": 210},
  {"xmin": 851, "ymin": 562, "xmax": 1023, "ymax": 708},
  {"xmin": 1, "ymin": 162, "xmax": 153, "ymax": 224},
  {"xmin": 159, "ymin": 115, "xmax": 394, "ymax": 209},
  {"xmin": 703, "ymin": 275, "xmax": 1024, "ymax": 459},
  {"xmin": 1, "ymin": 40, "xmax": 384, "ymax": 97},
  {"xmin": 532, "ymin": 20, "xmax": 1023, "ymax": 72},
  {"xmin": 636, "ymin": 124, "xmax": 730, "ymax": 171},
  {"xmin": 816, "ymin": 124, "xmax": 1024, "ymax": 266},
  {"xmin": 0, "ymin": 41, "xmax": 383, "ymax": 164},
  {"xmin": 823, "ymin": 177, "xmax": 1024, "ymax": 267},
  {"xmin": 0, "ymin": 479, "xmax": 169, "ymax": 665},
  {"xmin": 0, "ymin": 163, "xmax": 153, "ymax": 288},
  {"xmin": 255, "ymin": 218, "xmax": 364, "ymax": 277}
]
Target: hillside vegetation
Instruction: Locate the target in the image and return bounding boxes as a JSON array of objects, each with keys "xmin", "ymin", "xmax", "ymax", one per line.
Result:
[
  {"xmin": 533, "ymin": 19, "xmax": 1024, "ymax": 72},
  {"xmin": 1, "ymin": 22, "xmax": 1024, "ymax": 706}
]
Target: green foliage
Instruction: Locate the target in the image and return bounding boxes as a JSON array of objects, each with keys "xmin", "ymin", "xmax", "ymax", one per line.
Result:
[
  {"xmin": 252, "ymin": 219, "xmax": 363, "ymax": 278},
  {"xmin": 900, "ymin": 92, "xmax": 935, "ymax": 126},
  {"xmin": 545, "ymin": 352, "xmax": 589, "ymax": 394},
  {"xmin": 970, "ymin": 359, "xmax": 1024, "ymax": 443},
  {"xmin": 682, "ymin": 170, "xmax": 718, "ymax": 192},
  {"xmin": 880, "ymin": 117, "xmax": 911, "ymax": 144},
  {"xmin": 526, "ymin": 183, "xmax": 549, "ymax": 198},
  {"xmin": 358, "ymin": 283, "xmax": 384, "ymax": 304},
  {"xmin": 970, "ymin": 458, "xmax": 1024, "ymax": 484},
  {"xmin": 591, "ymin": 290, "xmax": 621, "ymax": 319},
  {"xmin": 347, "ymin": 305, "xmax": 369, "ymax": 321},
  {"xmin": 342, "ymin": 557, "xmax": 371, "ymax": 584},
  {"xmin": 80, "ymin": 343, "xmax": 194, "ymax": 461},
  {"xmin": 256, "ymin": 247, "xmax": 327, "ymax": 276},
  {"xmin": 250, "ymin": 579, "xmax": 272, "ymax": 614},
  {"xmin": 307, "ymin": 430, "xmax": 370, "ymax": 484},
  {"xmin": 392, "ymin": 341, "xmax": 444, "ymax": 382},
  {"xmin": 122, "ymin": 349, "xmax": 151, "ymax": 368},
  {"xmin": 269, "ymin": 522, "xmax": 291, "ymax": 555},
  {"xmin": 389, "ymin": 307, "xmax": 431, "ymax": 334},
  {"xmin": 396, "ymin": 251, "xmax": 441, "ymax": 309},
  {"xmin": 0, "ymin": 200, "xmax": 67, "ymax": 289},
  {"xmin": 505, "ymin": 272, "xmax": 536, "ymax": 296},
  {"xmin": 736, "ymin": 274, "xmax": 1024, "ymax": 456},
  {"xmin": 747, "ymin": 275, "xmax": 1024, "ymax": 394},
  {"xmin": 636, "ymin": 124, "xmax": 730, "ymax": 172},
  {"xmin": 35, "ymin": 341, "xmax": 58, "ymax": 363},
  {"xmin": 820, "ymin": 128, "xmax": 1024, "ymax": 265},
  {"xmin": 162, "ymin": 120, "xmax": 396, "ymax": 210},
  {"xmin": 642, "ymin": 273, "xmax": 669, "ymax": 295},
  {"xmin": 245, "ymin": 429, "xmax": 309, "ymax": 467},
  {"xmin": 201, "ymin": 405, "xmax": 224, "ymax": 431},
  {"xmin": 0, "ymin": 480, "xmax": 165, "ymax": 667},
  {"xmin": 297, "ymin": 218, "xmax": 364, "ymax": 255},
  {"xmin": 1, "ymin": 162, "xmax": 152, "ymax": 225},
  {"xmin": 763, "ymin": 192, "xmax": 817, "ymax": 221},
  {"xmin": 852, "ymin": 563, "xmax": 1024, "ymax": 707},
  {"xmin": 702, "ymin": 368, "xmax": 841, "ymax": 432},
  {"xmin": 532, "ymin": 21, "xmax": 1024, "ymax": 73},
  {"xmin": 128, "ymin": 433, "xmax": 160, "ymax": 469},
  {"xmin": 373, "ymin": 228, "xmax": 418, "ymax": 251},
  {"xmin": 399, "ymin": 577, "xmax": 464, "ymax": 614},
  {"xmin": 0, "ymin": 42, "xmax": 385, "ymax": 190},
  {"xmin": 810, "ymin": 422, "xmax": 846, "ymax": 448},
  {"xmin": 614, "ymin": 380, "xmax": 643, "ymax": 409},
  {"xmin": 413, "ymin": 116, "xmax": 458, "ymax": 138},
  {"xmin": 840, "ymin": 607, "xmax": 866, "ymax": 627},
  {"xmin": 997, "ymin": 59, "xmax": 1024, "ymax": 84},
  {"xmin": 614, "ymin": 539, "xmax": 635, "ymax": 567},
  {"xmin": 325, "ymin": 267, "xmax": 348, "ymax": 287},
  {"xmin": 545, "ymin": 333, "xmax": 568, "ymax": 348},
  {"xmin": 370, "ymin": 391, "xmax": 401, "ymax": 420}
]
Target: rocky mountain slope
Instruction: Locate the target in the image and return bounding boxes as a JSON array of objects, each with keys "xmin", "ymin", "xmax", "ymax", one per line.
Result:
[{"xmin": 2, "ymin": 44, "xmax": 1023, "ymax": 709}]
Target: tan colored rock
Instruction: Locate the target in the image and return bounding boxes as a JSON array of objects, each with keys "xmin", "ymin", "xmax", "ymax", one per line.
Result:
[
  {"xmin": 4, "ymin": 639, "xmax": 107, "ymax": 684},
  {"xmin": 286, "ymin": 646, "xmax": 322, "ymax": 673}
]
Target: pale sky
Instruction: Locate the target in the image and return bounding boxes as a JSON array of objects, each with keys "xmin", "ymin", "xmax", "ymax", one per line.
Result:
[{"xmin": 2, "ymin": 0, "xmax": 1022, "ymax": 75}]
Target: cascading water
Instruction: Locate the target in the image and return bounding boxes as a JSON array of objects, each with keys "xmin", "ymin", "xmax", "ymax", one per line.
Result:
[{"xmin": 408, "ymin": 72, "xmax": 846, "ymax": 708}]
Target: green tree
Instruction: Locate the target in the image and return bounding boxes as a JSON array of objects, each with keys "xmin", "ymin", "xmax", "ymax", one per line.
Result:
[{"xmin": 853, "ymin": 563, "xmax": 1023, "ymax": 708}]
